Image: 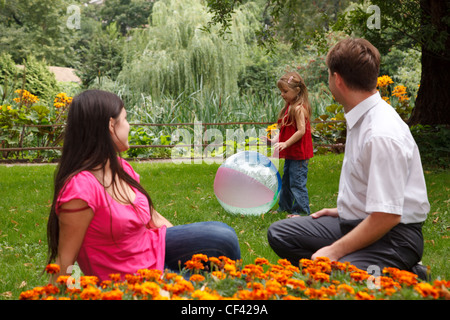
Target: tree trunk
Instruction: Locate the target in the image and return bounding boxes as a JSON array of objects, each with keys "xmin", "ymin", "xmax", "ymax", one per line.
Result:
[{"xmin": 408, "ymin": 0, "xmax": 450, "ymax": 126}]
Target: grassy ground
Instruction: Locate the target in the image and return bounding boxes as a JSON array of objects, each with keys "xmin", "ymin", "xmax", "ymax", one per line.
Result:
[{"xmin": 0, "ymin": 154, "xmax": 448, "ymax": 299}]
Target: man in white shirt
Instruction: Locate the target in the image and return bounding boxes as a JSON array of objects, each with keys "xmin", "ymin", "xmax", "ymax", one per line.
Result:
[{"xmin": 267, "ymin": 38, "xmax": 430, "ymax": 279}]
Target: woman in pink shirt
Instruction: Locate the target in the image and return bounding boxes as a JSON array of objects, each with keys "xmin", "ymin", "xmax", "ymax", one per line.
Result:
[{"xmin": 46, "ymin": 90, "xmax": 240, "ymax": 281}]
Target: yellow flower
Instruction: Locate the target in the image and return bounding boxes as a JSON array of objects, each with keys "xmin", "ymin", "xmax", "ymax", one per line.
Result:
[
  {"xmin": 13, "ymin": 89, "xmax": 39, "ymax": 106},
  {"xmin": 266, "ymin": 123, "xmax": 278, "ymax": 139},
  {"xmin": 53, "ymin": 92, "xmax": 73, "ymax": 109},
  {"xmin": 377, "ymin": 75, "xmax": 393, "ymax": 88},
  {"xmin": 392, "ymin": 85, "xmax": 410, "ymax": 102}
]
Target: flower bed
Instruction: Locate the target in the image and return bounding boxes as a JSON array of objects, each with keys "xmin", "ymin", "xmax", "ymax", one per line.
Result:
[{"xmin": 20, "ymin": 255, "xmax": 449, "ymax": 300}]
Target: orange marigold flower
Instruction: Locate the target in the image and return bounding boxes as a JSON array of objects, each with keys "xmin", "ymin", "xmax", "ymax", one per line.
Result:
[
  {"xmin": 19, "ymin": 289, "xmax": 39, "ymax": 300},
  {"xmin": 109, "ymin": 273, "xmax": 122, "ymax": 282},
  {"xmin": 192, "ymin": 253, "xmax": 208, "ymax": 262},
  {"xmin": 383, "ymin": 267, "xmax": 418, "ymax": 286},
  {"xmin": 164, "ymin": 278, "xmax": 194, "ymax": 296},
  {"xmin": 265, "ymin": 279, "xmax": 287, "ymax": 296},
  {"xmin": 137, "ymin": 269, "xmax": 163, "ymax": 282},
  {"xmin": 283, "ymin": 295, "xmax": 302, "ymax": 300},
  {"xmin": 255, "ymin": 258, "xmax": 270, "ymax": 266},
  {"xmin": 190, "ymin": 274, "xmax": 206, "ymax": 282},
  {"xmin": 277, "ymin": 259, "xmax": 293, "ymax": 267},
  {"xmin": 80, "ymin": 276, "xmax": 99, "ymax": 288},
  {"xmin": 312, "ymin": 272, "xmax": 330, "ymax": 283},
  {"xmin": 337, "ymin": 284, "xmax": 355, "ymax": 295},
  {"xmin": 355, "ymin": 291, "xmax": 375, "ymax": 300},
  {"xmin": 185, "ymin": 254, "xmax": 208, "ymax": 270},
  {"xmin": 414, "ymin": 283, "xmax": 440, "ymax": 299},
  {"xmin": 56, "ymin": 275, "xmax": 73, "ymax": 286},
  {"xmin": 350, "ymin": 271, "xmax": 370, "ymax": 282},
  {"xmin": 44, "ymin": 284, "xmax": 60, "ymax": 295},
  {"xmin": 45, "ymin": 264, "xmax": 60, "ymax": 274},
  {"xmin": 125, "ymin": 274, "xmax": 142, "ymax": 285},
  {"xmin": 185, "ymin": 259, "xmax": 205, "ymax": 270},
  {"xmin": 191, "ymin": 289, "xmax": 222, "ymax": 300},
  {"xmin": 208, "ymin": 257, "xmax": 221, "ymax": 266},
  {"xmin": 101, "ymin": 288, "xmax": 123, "ymax": 300},
  {"xmin": 211, "ymin": 271, "xmax": 226, "ymax": 280},
  {"xmin": 80, "ymin": 285, "xmax": 101, "ymax": 300},
  {"xmin": 331, "ymin": 260, "xmax": 349, "ymax": 272},
  {"xmin": 304, "ymin": 288, "xmax": 326, "ymax": 299},
  {"xmin": 137, "ymin": 282, "xmax": 161, "ymax": 299},
  {"xmin": 165, "ymin": 272, "xmax": 179, "ymax": 281},
  {"xmin": 242, "ymin": 264, "xmax": 265, "ymax": 279},
  {"xmin": 299, "ymin": 258, "xmax": 314, "ymax": 268},
  {"xmin": 99, "ymin": 280, "xmax": 112, "ymax": 289},
  {"xmin": 286, "ymin": 279, "xmax": 306, "ymax": 291}
]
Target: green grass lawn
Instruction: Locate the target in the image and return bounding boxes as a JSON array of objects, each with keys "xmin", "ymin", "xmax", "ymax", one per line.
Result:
[{"xmin": 0, "ymin": 154, "xmax": 448, "ymax": 299}]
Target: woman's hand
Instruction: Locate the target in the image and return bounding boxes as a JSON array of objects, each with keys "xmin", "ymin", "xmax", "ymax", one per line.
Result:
[{"xmin": 148, "ymin": 208, "xmax": 173, "ymax": 229}]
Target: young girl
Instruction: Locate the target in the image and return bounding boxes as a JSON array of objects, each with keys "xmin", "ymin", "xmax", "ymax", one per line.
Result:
[
  {"xmin": 46, "ymin": 89, "xmax": 240, "ymax": 282},
  {"xmin": 268, "ymin": 72, "xmax": 314, "ymax": 217}
]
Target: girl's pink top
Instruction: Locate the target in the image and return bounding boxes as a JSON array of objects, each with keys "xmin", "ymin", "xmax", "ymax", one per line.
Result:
[{"xmin": 56, "ymin": 158, "xmax": 166, "ymax": 281}]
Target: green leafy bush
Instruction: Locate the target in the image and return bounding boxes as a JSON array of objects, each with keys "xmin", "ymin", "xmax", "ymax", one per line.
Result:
[{"xmin": 411, "ymin": 125, "xmax": 450, "ymax": 169}]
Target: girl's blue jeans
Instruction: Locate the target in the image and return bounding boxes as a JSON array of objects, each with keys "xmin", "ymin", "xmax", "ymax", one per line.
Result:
[
  {"xmin": 278, "ymin": 159, "xmax": 310, "ymax": 215},
  {"xmin": 164, "ymin": 221, "xmax": 241, "ymax": 271}
]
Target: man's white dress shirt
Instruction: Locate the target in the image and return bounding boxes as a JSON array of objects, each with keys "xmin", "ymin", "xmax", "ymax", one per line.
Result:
[{"xmin": 337, "ymin": 92, "xmax": 430, "ymax": 224}]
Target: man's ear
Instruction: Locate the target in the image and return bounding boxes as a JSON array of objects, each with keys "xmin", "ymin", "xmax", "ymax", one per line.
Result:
[{"xmin": 334, "ymin": 72, "xmax": 350, "ymax": 92}]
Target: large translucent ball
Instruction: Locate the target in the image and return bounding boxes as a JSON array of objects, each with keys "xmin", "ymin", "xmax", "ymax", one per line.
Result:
[{"xmin": 214, "ymin": 151, "xmax": 281, "ymax": 215}]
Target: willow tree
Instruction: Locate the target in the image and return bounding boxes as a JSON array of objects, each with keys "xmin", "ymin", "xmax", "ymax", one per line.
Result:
[{"xmin": 119, "ymin": 0, "xmax": 261, "ymax": 98}]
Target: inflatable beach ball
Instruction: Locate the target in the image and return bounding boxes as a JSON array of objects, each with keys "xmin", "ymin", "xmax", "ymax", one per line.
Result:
[{"xmin": 214, "ymin": 151, "xmax": 281, "ymax": 215}]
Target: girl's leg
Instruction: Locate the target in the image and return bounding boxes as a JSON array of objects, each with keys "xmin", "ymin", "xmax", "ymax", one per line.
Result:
[
  {"xmin": 289, "ymin": 160, "xmax": 310, "ymax": 215},
  {"xmin": 164, "ymin": 221, "xmax": 241, "ymax": 271},
  {"xmin": 277, "ymin": 160, "xmax": 293, "ymax": 212}
]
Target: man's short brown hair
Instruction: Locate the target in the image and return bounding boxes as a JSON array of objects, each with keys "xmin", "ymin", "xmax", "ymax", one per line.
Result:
[{"xmin": 326, "ymin": 38, "xmax": 380, "ymax": 92}]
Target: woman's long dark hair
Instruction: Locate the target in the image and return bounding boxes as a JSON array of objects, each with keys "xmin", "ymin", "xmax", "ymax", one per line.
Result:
[{"xmin": 46, "ymin": 90, "xmax": 153, "ymax": 264}]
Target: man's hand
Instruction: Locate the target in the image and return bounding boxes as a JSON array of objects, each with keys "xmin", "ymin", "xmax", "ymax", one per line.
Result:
[{"xmin": 311, "ymin": 211, "xmax": 401, "ymax": 262}]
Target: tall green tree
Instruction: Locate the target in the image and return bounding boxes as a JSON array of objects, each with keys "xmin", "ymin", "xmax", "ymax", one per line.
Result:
[
  {"xmin": 119, "ymin": 0, "xmax": 261, "ymax": 97},
  {"xmin": 334, "ymin": 0, "xmax": 450, "ymax": 126},
  {"xmin": 205, "ymin": 0, "xmax": 450, "ymax": 125},
  {"xmin": 0, "ymin": 0, "xmax": 79, "ymax": 67},
  {"xmin": 77, "ymin": 22, "xmax": 124, "ymax": 87},
  {"xmin": 99, "ymin": 0, "xmax": 154, "ymax": 36}
]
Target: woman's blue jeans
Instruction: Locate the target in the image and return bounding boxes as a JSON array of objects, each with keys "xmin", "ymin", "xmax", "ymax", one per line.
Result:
[
  {"xmin": 164, "ymin": 221, "xmax": 241, "ymax": 271},
  {"xmin": 278, "ymin": 159, "xmax": 310, "ymax": 215}
]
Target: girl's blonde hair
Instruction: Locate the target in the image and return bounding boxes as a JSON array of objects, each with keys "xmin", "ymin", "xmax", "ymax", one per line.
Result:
[{"xmin": 277, "ymin": 71, "xmax": 312, "ymax": 127}]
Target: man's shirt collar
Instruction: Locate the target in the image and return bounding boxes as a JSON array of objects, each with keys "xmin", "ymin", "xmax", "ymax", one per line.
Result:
[{"xmin": 344, "ymin": 91, "xmax": 382, "ymax": 130}]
